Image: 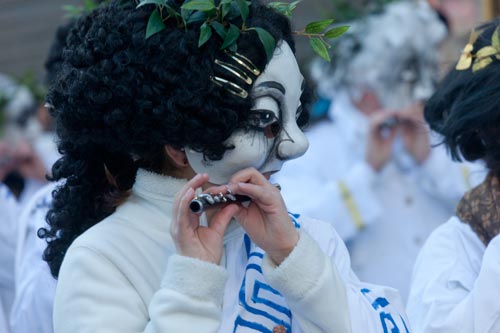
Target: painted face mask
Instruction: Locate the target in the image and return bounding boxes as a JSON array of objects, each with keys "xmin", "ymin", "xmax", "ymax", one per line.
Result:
[{"xmin": 185, "ymin": 41, "xmax": 309, "ymax": 185}]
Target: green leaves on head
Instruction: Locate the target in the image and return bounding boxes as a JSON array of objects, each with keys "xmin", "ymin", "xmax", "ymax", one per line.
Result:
[
  {"xmin": 137, "ymin": 0, "xmax": 349, "ymax": 62},
  {"xmin": 267, "ymin": 1, "xmax": 301, "ymax": 18},
  {"xmin": 305, "ymin": 19, "xmax": 334, "ymax": 34},
  {"xmin": 309, "ymin": 38, "xmax": 330, "ymax": 62},
  {"xmin": 297, "ymin": 18, "xmax": 350, "ymax": 62},
  {"xmin": 221, "ymin": 24, "xmax": 240, "ymax": 50},
  {"xmin": 146, "ymin": 7, "xmax": 167, "ymax": 38},
  {"xmin": 325, "ymin": 25, "xmax": 349, "ymax": 39},
  {"xmin": 181, "ymin": 0, "xmax": 216, "ymax": 11},
  {"xmin": 198, "ymin": 22, "xmax": 213, "ymax": 47},
  {"xmin": 247, "ymin": 27, "xmax": 276, "ymax": 62}
]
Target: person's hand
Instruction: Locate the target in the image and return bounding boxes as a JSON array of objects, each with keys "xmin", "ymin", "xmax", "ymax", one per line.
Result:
[
  {"xmin": 366, "ymin": 110, "xmax": 398, "ymax": 172},
  {"xmin": 396, "ymin": 103, "xmax": 431, "ymax": 164},
  {"xmin": 13, "ymin": 141, "xmax": 48, "ymax": 182},
  {"xmin": 0, "ymin": 141, "xmax": 16, "ymax": 182},
  {"xmin": 171, "ymin": 173, "xmax": 240, "ymax": 264},
  {"xmin": 210, "ymin": 168, "xmax": 298, "ymax": 265}
]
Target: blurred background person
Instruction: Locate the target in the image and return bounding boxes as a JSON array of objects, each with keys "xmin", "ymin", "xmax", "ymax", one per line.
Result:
[
  {"xmin": 407, "ymin": 18, "xmax": 500, "ymax": 332},
  {"xmin": 0, "ymin": 33, "xmax": 60, "ymax": 333},
  {"xmin": 8, "ymin": 2, "xmax": 109, "ymax": 332},
  {"xmin": 274, "ymin": 0, "xmax": 487, "ymax": 301},
  {"xmin": 8, "ymin": 16, "xmax": 77, "ymax": 333}
]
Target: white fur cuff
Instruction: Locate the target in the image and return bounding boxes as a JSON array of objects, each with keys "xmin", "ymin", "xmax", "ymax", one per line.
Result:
[
  {"xmin": 163, "ymin": 254, "xmax": 228, "ymax": 304},
  {"xmin": 262, "ymin": 229, "xmax": 326, "ymax": 300}
]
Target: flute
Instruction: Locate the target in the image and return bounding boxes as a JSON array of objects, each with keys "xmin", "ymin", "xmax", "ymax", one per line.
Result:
[{"xmin": 189, "ymin": 183, "xmax": 281, "ymax": 214}]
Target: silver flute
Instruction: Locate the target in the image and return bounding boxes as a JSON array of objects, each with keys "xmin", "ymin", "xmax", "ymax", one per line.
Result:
[{"xmin": 189, "ymin": 183, "xmax": 281, "ymax": 214}]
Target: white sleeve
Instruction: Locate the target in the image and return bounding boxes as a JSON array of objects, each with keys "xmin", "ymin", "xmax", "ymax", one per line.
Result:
[
  {"xmin": 276, "ymin": 159, "xmax": 382, "ymax": 242},
  {"xmin": 407, "ymin": 220, "xmax": 500, "ymax": 333},
  {"xmin": 262, "ymin": 222, "xmax": 411, "ymax": 333},
  {"xmin": 54, "ymin": 247, "xmax": 228, "ymax": 333}
]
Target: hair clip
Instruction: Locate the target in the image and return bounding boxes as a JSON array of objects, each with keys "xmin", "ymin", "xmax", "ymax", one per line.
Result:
[
  {"xmin": 225, "ymin": 50, "xmax": 261, "ymax": 76},
  {"xmin": 211, "ymin": 50, "xmax": 261, "ymax": 98},
  {"xmin": 210, "ymin": 76, "xmax": 249, "ymax": 99},
  {"xmin": 215, "ymin": 59, "xmax": 253, "ymax": 85}
]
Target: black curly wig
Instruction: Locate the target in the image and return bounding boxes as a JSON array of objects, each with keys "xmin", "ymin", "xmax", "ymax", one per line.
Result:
[
  {"xmin": 424, "ymin": 18, "xmax": 500, "ymax": 176},
  {"xmin": 40, "ymin": 0, "xmax": 308, "ymax": 278}
]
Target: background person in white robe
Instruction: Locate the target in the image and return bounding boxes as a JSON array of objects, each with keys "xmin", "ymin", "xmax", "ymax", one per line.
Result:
[
  {"xmin": 8, "ymin": 15, "xmax": 75, "ymax": 333},
  {"xmin": 407, "ymin": 18, "xmax": 500, "ymax": 333},
  {"xmin": 38, "ymin": 1, "xmax": 411, "ymax": 332},
  {"xmin": 0, "ymin": 183, "xmax": 19, "ymax": 333},
  {"xmin": 274, "ymin": 1, "xmax": 486, "ymax": 301}
]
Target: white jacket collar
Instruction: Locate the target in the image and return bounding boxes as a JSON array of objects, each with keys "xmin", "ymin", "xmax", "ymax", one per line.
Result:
[{"xmin": 132, "ymin": 168, "xmax": 187, "ymax": 201}]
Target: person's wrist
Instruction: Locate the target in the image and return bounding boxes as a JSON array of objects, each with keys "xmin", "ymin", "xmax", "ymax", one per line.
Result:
[{"xmin": 267, "ymin": 231, "xmax": 299, "ymax": 265}]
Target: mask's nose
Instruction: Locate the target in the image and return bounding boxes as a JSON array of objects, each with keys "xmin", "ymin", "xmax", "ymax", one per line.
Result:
[{"xmin": 277, "ymin": 127, "xmax": 309, "ymax": 161}]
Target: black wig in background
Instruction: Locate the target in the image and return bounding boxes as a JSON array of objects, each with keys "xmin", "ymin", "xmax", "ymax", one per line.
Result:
[
  {"xmin": 40, "ymin": 0, "xmax": 308, "ymax": 278},
  {"xmin": 424, "ymin": 17, "xmax": 500, "ymax": 176}
]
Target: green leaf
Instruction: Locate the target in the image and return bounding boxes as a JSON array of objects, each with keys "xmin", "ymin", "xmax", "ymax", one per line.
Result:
[
  {"xmin": 221, "ymin": 24, "xmax": 240, "ymax": 50},
  {"xmin": 211, "ymin": 21, "xmax": 227, "ymax": 39},
  {"xmin": 310, "ymin": 37, "xmax": 330, "ymax": 62},
  {"xmin": 248, "ymin": 27, "xmax": 276, "ymax": 61},
  {"xmin": 235, "ymin": 0, "xmax": 249, "ymax": 23},
  {"xmin": 305, "ymin": 19, "xmax": 334, "ymax": 34},
  {"xmin": 267, "ymin": 1, "xmax": 300, "ymax": 17},
  {"xmin": 324, "ymin": 25, "xmax": 349, "ymax": 39},
  {"xmin": 181, "ymin": 0, "xmax": 216, "ymax": 12},
  {"xmin": 145, "ymin": 8, "xmax": 166, "ymax": 39},
  {"xmin": 221, "ymin": 3, "xmax": 231, "ymax": 19},
  {"xmin": 136, "ymin": 0, "xmax": 166, "ymax": 8},
  {"xmin": 198, "ymin": 22, "xmax": 213, "ymax": 47},
  {"xmin": 186, "ymin": 10, "xmax": 209, "ymax": 23}
]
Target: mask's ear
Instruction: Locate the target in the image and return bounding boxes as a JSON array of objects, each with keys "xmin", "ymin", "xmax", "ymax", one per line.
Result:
[{"xmin": 164, "ymin": 145, "xmax": 189, "ymax": 167}]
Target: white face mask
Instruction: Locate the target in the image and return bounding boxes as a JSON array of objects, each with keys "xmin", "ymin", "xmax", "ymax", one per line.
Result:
[{"xmin": 185, "ymin": 41, "xmax": 309, "ymax": 184}]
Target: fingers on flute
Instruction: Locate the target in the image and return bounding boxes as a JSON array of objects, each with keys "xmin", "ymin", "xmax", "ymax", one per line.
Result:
[
  {"xmin": 229, "ymin": 167, "xmax": 269, "ymax": 187},
  {"xmin": 210, "ymin": 204, "xmax": 240, "ymax": 236},
  {"xmin": 176, "ymin": 173, "xmax": 208, "ymax": 201}
]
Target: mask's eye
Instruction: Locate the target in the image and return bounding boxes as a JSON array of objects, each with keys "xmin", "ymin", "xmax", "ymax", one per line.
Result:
[{"xmin": 247, "ymin": 110, "xmax": 282, "ymax": 139}]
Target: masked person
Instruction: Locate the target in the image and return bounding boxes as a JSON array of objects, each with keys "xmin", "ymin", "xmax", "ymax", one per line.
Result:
[
  {"xmin": 39, "ymin": 1, "xmax": 411, "ymax": 332},
  {"xmin": 407, "ymin": 18, "xmax": 500, "ymax": 333},
  {"xmin": 274, "ymin": 1, "xmax": 486, "ymax": 302}
]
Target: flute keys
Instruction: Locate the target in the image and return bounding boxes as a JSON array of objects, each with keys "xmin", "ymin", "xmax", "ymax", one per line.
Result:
[{"xmin": 198, "ymin": 193, "xmax": 215, "ymax": 205}]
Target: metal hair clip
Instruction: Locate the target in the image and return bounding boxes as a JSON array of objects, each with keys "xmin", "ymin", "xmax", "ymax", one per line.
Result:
[
  {"xmin": 225, "ymin": 50, "xmax": 261, "ymax": 76},
  {"xmin": 210, "ymin": 76, "xmax": 249, "ymax": 99},
  {"xmin": 189, "ymin": 183, "xmax": 281, "ymax": 214},
  {"xmin": 211, "ymin": 50, "xmax": 262, "ymax": 99},
  {"xmin": 215, "ymin": 59, "xmax": 253, "ymax": 85}
]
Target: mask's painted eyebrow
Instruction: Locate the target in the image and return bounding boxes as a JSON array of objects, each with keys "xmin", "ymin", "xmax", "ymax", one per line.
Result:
[{"xmin": 256, "ymin": 81, "xmax": 285, "ymax": 94}]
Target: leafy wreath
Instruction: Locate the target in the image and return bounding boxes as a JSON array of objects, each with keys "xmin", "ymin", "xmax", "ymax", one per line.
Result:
[{"xmin": 137, "ymin": 0, "xmax": 348, "ymax": 61}]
